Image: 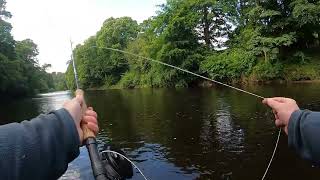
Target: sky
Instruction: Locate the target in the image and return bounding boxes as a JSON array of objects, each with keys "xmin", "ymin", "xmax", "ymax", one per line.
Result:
[{"xmin": 7, "ymin": 0, "xmax": 165, "ymax": 72}]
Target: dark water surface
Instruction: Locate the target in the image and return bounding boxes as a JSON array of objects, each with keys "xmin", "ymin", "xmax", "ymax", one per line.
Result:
[{"xmin": 1, "ymin": 84, "xmax": 320, "ymax": 180}]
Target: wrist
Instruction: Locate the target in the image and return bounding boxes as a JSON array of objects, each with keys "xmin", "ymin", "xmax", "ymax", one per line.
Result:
[{"xmin": 53, "ymin": 109, "xmax": 81, "ymax": 149}]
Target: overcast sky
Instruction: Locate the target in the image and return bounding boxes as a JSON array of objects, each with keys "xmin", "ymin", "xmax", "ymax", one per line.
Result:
[{"xmin": 7, "ymin": 0, "xmax": 165, "ymax": 72}]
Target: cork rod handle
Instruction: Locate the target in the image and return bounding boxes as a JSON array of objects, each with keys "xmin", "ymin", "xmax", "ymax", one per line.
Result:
[{"xmin": 75, "ymin": 89, "xmax": 95, "ymax": 140}]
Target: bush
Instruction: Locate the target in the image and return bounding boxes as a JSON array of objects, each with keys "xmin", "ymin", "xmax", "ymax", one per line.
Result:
[
  {"xmin": 118, "ymin": 71, "xmax": 141, "ymax": 88},
  {"xmin": 283, "ymin": 64, "xmax": 319, "ymax": 81},
  {"xmin": 291, "ymin": 51, "xmax": 311, "ymax": 64},
  {"xmin": 250, "ymin": 61, "xmax": 283, "ymax": 81},
  {"xmin": 103, "ymin": 75, "xmax": 119, "ymax": 88},
  {"xmin": 200, "ymin": 48, "xmax": 256, "ymax": 81}
]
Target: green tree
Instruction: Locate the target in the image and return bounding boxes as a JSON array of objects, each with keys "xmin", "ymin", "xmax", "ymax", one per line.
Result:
[
  {"xmin": 0, "ymin": 0, "xmax": 15, "ymax": 60},
  {"xmin": 15, "ymin": 39, "xmax": 46, "ymax": 93},
  {"xmin": 0, "ymin": 54, "xmax": 23, "ymax": 95},
  {"xmin": 0, "ymin": 21, "xmax": 15, "ymax": 60},
  {"xmin": 15, "ymin": 39, "xmax": 39, "ymax": 65},
  {"xmin": 0, "ymin": 0, "xmax": 11, "ymax": 20},
  {"xmin": 66, "ymin": 0, "xmax": 320, "ymax": 88},
  {"xmin": 291, "ymin": 0, "xmax": 320, "ymax": 48},
  {"xmin": 192, "ymin": 0, "xmax": 234, "ymax": 48},
  {"xmin": 66, "ymin": 17, "xmax": 139, "ymax": 89},
  {"xmin": 51, "ymin": 72, "xmax": 68, "ymax": 91},
  {"xmin": 0, "ymin": 0, "xmax": 56, "ymax": 97}
]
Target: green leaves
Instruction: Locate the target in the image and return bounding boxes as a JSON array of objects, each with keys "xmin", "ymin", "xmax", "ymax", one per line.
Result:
[
  {"xmin": 15, "ymin": 39, "xmax": 39, "ymax": 65},
  {"xmin": 0, "ymin": 1, "xmax": 57, "ymax": 97},
  {"xmin": 291, "ymin": 0, "xmax": 320, "ymax": 26},
  {"xmin": 200, "ymin": 48, "xmax": 256, "ymax": 81},
  {"xmin": 251, "ymin": 61, "xmax": 283, "ymax": 81},
  {"xmin": 259, "ymin": 10, "xmax": 281, "ymax": 18},
  {"xmin": 0, "ymin": 0, "xmax": 11, "ymax": 20},
  {"xmin": 0, "ymin": 20, "xmax": 15, "ymax": 59},
  {"xmin": 97, "ymin": 17, "xmax": 139, "ymax": 50},
  {"xmin": 0, "ymin": 53, "xmax": 23, "ymax": 92},
  {"xmin": 65, "ymin": 17, "xmax": 139, "ymax": 89},
  {"xmin": 65, "ymin": 0, "xmax": 320, "ymax": 88}
]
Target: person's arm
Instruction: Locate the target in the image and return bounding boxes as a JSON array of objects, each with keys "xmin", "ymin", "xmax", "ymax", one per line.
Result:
[
  {"xmin": 0, "ymin": 109, "xmax": 80, "ymax": 180},
  {"xmin": 0, "ymin": 91, "xmax": 99, "ymax": 180},
  {"xmin": 262, "ymin": 97, "xmax": 320, "ymax": 164},
  {"xmin": 288, "ymin": 110, "xmax": 320, "ymax": 165}
]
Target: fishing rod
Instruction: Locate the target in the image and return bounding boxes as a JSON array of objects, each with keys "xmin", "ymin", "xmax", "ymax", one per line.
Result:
[
  {"xmin": 83, "ymin": 46, "xmax": 281, "ymax": 180},
  {"xmin": 70, "ymin": 41, "xmax": 108, "ymax": 180},
  {"xmin": 70, "ymin": 41, "xmax": 137, "ymax": 180}
]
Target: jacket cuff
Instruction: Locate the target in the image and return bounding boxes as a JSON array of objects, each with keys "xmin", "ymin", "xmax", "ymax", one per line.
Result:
[
  {"xmin": 52, "ymin": 108, "xmax": 80, "ymax": 161},
  {"xmin": 288, "ymin": 110, "xmax": 302, "ymax": 149}
]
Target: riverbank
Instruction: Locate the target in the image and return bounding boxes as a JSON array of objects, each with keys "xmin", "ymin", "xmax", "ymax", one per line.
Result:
[
  {"xmin": 91, "ymin": 60, "xmax": 320, "ymax": 90},
  {"xmin": 88, "ymin": 79, "xmax": 320, "ymax": 91},
  {"xmin": 82, "ymin": 51, "xmax": 320, "ymax": 91}
]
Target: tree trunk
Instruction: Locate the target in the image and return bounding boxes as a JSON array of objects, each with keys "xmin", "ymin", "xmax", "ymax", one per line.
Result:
[
  {"xmin": 203, "ymin": 6, "xmax": 210, "ymax": 48},
  {"xmin": 263, "ymin": 50, "xmax": 268, "ymax": 62}
]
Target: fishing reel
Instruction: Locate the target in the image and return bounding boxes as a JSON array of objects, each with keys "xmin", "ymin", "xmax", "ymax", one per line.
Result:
[
  {"xmin": 100, "ymin": 145, "xmax": 134, "ymax": 180},
  {"xmin": 85, "ymin": 138, "xmax": 133, "ymax": 180}
]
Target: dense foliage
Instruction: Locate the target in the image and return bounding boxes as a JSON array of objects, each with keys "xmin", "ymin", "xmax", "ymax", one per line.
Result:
[
  {"xmin": 0, "ymin": 0, "xmax": 66, "ymax": 97},
  {"xmin": 63, "ymin": 0, "xmax": 319, "ymax": 89}
]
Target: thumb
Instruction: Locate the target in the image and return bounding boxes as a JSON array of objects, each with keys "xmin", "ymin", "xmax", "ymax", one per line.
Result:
[
  {"xmin": 263, "ymin": 98, "xmax": 282, "ymax": 110},
  {"xmin": 75, "ymin": 89, "xmax": 87, "ymax": 118},
  {"xmin": 75, "ymin": 89, "xmax": 84, "ymax": 106}
]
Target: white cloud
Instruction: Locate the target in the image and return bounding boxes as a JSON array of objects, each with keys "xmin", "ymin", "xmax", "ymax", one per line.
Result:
[{"xmin": 7, "ymin": 0, "xmax": 165, "ymax": 72}]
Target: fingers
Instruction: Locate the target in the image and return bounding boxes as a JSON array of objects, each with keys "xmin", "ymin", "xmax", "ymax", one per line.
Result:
[
  {"xmin": 82, "ymin": 107, "xmax": 99, "ymax": 135},
  {"xmin": 82, "ymin": 117, "xmax": 99, "ymax": 135},
  {"xmin": 85, "ymin": 108, "xmax": 97, "ymax": 118},
  {"xmin": 272, "ymin": 110, "xmax": 279, "ymax": 119},
  {"xmin": 275, "ymin": 119, "xmax": 283, "ymax": 127},
  {"xmin": 83, "ymin": 115, "xmax": 97, "ymax": 124},
  {"xmin": 272, "ymin": 97, "xmax": 295, "ymax": 103},
  {"xmin": 86, "ymin": 122, "xmax": 99, "ymax": 135},
  {"xmin": 263, "ymin": 97, "xmax": 295, "ymax": 104},
  {"xmin": 262, "ymin": 98, "xmax": 281, "ymax": 110}
]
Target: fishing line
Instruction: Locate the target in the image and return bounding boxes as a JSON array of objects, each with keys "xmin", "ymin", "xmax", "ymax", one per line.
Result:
[
  {"xmin": 261, "ymin": 129, "xmax": 281, "ymax": 180},
  {"xmin": 91, "ymin": 47, "xmax": 265, "ymax": 99},
  {"xmin": 75, "ymin": 46, "xmax": 280, "ymax": 179},
  {"xmin": 102, "ymin": 150, "xmax": 149, "ymax": 180}
]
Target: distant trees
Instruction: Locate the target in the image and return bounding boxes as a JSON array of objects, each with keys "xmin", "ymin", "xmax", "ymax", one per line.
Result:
[
  {"xmin": 51, "ymin": 72, "xmax": 68, "ymax": 91},
  {"xmin": 0, "ymin": 0, "xmax": 64, "ymax": 97}
]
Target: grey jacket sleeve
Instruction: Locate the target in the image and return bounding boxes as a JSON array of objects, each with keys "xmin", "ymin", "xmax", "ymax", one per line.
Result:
[
  {"xmin": 0, "ymin": 108, "xmax": 80, "ymax": 180},
  {"xmin": 288, "ymin": 110, "xmax": 320, "ymax": 165}
]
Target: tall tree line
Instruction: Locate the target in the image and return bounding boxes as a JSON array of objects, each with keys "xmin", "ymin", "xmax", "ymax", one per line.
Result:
[
  {"xmin": 66, "ymin": 0, "xmax": 320, "ymax": 89},
  {"xmin": 0, "ymin": 0, "xmax": 67, "ymax": 98}
]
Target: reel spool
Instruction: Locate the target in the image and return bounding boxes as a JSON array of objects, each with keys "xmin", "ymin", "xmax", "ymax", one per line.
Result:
[{"xmin": 100, "ymin": 145, "xmax": 133, "ymax": 180}]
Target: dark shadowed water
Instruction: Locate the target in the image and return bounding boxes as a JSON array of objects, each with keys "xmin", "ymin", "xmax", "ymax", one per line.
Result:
[{"xmin": 1, "ymin": 84, "xmax": 320, "ymax": 180}]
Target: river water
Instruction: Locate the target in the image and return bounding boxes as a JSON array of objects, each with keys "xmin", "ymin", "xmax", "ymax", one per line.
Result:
[{"xmin": 1, "ymin": 84, "xmax": 320, "ymax": 180}]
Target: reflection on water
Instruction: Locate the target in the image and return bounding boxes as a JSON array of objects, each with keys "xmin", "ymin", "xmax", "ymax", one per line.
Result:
[
  {"xmin": 1, "ymin": 84, "xmax": 320, "ymax": 180},
  {"xmin": 0, "ymin": 91, "xmax": 72, "ymax": 124},
  {"xmin": 215, "ymin": 109, "xmax": 244, "ymax": 154},
  {"xmin": 36, "ymin": 91, "xmax": 73, "ymax": 113}
]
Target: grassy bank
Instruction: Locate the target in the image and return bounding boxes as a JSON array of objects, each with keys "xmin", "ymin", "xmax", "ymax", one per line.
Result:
[{"xmin": 84, "ymin": 51, "xmax": 320, "ymax": 90}]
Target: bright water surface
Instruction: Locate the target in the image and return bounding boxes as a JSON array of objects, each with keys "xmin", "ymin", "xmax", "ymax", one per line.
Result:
[{"xmin": 1, "ymin": 84, "xmax": 320, "ymax": 180}]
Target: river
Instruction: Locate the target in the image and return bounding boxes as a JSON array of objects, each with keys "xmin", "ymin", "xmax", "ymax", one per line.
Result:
[{"xmin": 0, "ymin": 84, "xmax": 320, "ymax": 179}]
